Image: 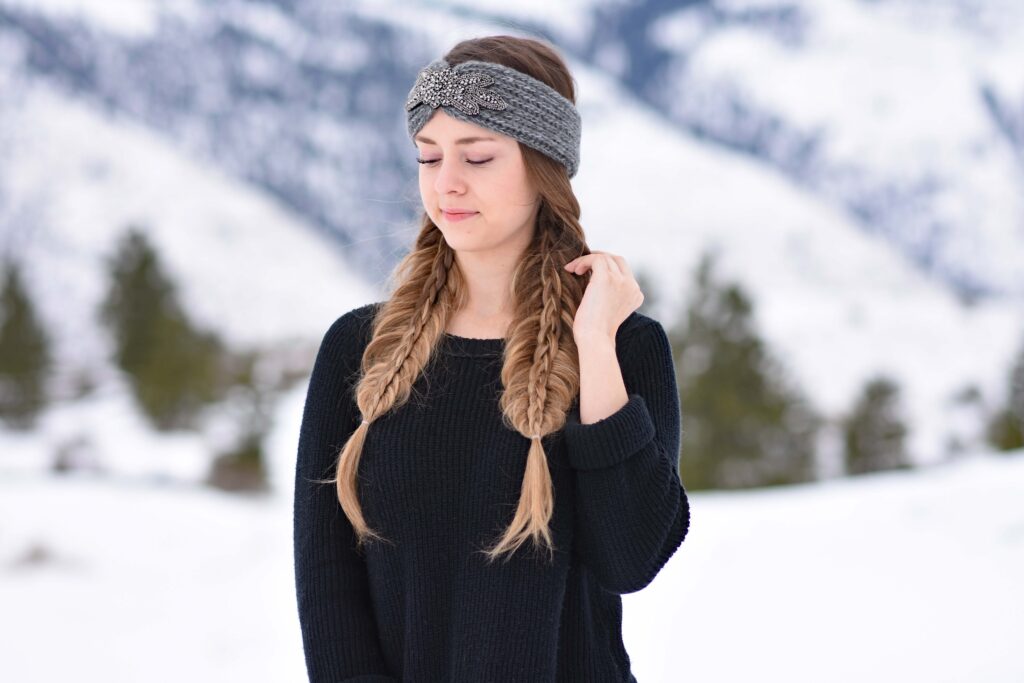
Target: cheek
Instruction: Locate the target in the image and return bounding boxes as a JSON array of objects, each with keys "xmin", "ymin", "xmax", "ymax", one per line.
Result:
[
  {"xmin": 418, "ymin": 177, "xmax": 437, "ymax": 211},
  {"xmin": 507, "ymin": 171, "xmax": 535, "ymax": 203},
  {"xmin": 487, "ymin": 171, "xmax": 532, "ymax": 204}
]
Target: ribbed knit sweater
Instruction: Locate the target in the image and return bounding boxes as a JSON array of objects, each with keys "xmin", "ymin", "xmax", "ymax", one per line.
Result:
[{"xmin": 293, "ymin": 301, "xmax": 690, "ymax": 682}]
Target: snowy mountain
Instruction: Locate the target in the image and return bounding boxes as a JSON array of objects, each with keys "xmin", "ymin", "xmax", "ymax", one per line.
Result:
[
  {"xmin": 3, "ymin": 0, "xmax": 1023, "ymax": 299},
  {"xmin": 0, "ymin": 0, "xmax": 1021, "ymax": 470},
  {"xmin": 463, "ymin": 0, "xmax": 1024, "ymax": 300},
  {"xmin": 346, "ymin": 0, "xmax": 1024, "ymax": 298},
  {"xmin": 0, "ymin": 72, "xmax": 379, "ymax": 478}
]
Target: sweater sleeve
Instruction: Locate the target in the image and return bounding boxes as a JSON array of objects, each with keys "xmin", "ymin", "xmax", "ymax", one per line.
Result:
[
  {"xmin": 562, "ymin": 319, "xmax": 691, "ymax": 595},
  {"xmin": 293, "ymin": 312, "xmax": 397, "ymax": 682}
]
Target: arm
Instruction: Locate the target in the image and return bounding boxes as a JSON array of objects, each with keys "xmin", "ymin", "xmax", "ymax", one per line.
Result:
[
  {"xmin": 563, "ymin": 319, "xmax": 691, "ymax": 595},
  {"xmin": 293, "ymin": 313, "xmax": 397, "ymax": 682}
]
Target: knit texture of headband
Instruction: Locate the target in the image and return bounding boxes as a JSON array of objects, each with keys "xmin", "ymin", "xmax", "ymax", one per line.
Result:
[{"xmin": 405, "ymin": 58, "xmax": 582, "ymax": 178}]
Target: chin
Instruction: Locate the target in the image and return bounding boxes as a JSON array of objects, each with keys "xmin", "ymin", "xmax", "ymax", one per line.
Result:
[{"xmin": 442, "ymin": 235, "xmax": 483, "ymax": 252}]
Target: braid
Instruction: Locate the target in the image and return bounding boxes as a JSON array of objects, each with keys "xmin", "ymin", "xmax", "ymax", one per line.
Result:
[
  {"xmin": 362, "ymin": 243, "xmax": 454, "ymax": 422},
  {"xmin": 482, "ymin": 210, "xmax": 581, "ymax": 565},
  {"xmin": 525, "ymin": 226, "xmax": 563, "ymax": 438},
  {"xmin": 328, "ymin": 229, "xmax": 461, "ymax": 550}
]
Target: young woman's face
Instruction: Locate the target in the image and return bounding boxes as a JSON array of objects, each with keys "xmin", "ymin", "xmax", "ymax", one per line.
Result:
[{"xmin": 415, "ymin": 110, "xmax": 540, "ymax": 254}]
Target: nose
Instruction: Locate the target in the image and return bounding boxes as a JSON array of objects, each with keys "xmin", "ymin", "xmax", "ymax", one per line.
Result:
[{"xmin": 433, "ymin": 158, "xmax": 467, "ymax": 195}]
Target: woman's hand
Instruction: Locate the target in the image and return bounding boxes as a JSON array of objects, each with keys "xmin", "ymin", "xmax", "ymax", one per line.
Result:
[{"xmin": 563, "ymin": 250, "xmax": 645, "ymax": 342}]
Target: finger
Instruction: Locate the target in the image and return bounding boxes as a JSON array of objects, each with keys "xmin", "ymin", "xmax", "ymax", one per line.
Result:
[
  {"xmin": 569, "ymin": 252, "xmax": 606, "ymax": 274},
  {"xmin": 565, "ymin": 250, "xmax": 601, "ymax": 265},
  {"xmin": 610, "ymin": 253, "xmax": 632, "ymax": 278},
  {"xmin": 602, "ymin": 253, "xmax": 623, "ymax": 277},
  {"xmin": 564, "ymin": 252, "xmax": 595, "ymax": 270},
  {"xmin": 588, "ymin": 254, "xmax": 613, "ymax": 277}
]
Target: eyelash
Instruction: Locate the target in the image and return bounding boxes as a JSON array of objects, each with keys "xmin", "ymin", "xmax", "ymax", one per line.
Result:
[{"xmin": 416, "ymin": 158, "xmax": 493, "ymax": 166}]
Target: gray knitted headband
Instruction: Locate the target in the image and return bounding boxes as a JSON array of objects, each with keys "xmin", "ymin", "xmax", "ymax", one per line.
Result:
[{"xmin": 405, "ymin": 58, "xmax": 582, "ymax": 178}]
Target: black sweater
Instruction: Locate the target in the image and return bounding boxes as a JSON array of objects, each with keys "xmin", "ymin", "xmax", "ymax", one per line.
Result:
[{"xmin": 293, "ymin": 301, "xmax": 690, "ymax": 682}]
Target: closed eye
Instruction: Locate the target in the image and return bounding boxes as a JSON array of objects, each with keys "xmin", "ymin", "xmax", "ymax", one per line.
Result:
[{"xmin": 416, "ymin": 158, "xmax": 492, "ymax": 166}]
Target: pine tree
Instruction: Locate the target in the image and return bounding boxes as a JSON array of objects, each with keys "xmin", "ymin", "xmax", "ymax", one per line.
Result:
[
  {"xmin": 671, "ymin": 249, "xmax": 820, "ymax": 490},
  {"xmin": 206, "ymin": 349, "xmax": 271, "ymax": 493},
  {"xmin": 99, "ymin": 227, "xmax": 229, "ymax": 431},
  {"xmin": 0, "ymin": 258, "xmax": 52, "ymax": 429},
  {"xmin": 944, "ymin": 383, "xmax": 986, "ymax": 459},
  {"xmin": 987, "ymin": 333, "xmax": 1024, "ymax": 453},
  {"xmin": 842, "ymin": 375, "xmax": 912, "ymax": 475}
]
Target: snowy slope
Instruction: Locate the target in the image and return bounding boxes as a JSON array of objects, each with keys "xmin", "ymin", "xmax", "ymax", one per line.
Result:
[
  {"xmin": 365, "ymin": 0, "xmax": 1024, "ymax": 299},
  {"xmin": 642, "ymin": 0, "xmax": 1024, "ymax": 299},
  {"xmin": 4, "ymin": 0, "xmax": 1023, "ymax": 301},
  {"xmin": 570, "ymin": 61, "xmax": 1023, "ymax": 465},
  {"xmin": 0, "ymin": 0, "xmax": 183, "ymax": 38},
  {"xmin": 624, "ymin": 447, "xmax": 1024, "ymax": 683},
  {"xmin": 0, "ymin": 0, "xmax": 428, "ymax": 286},
  {"xmin": 2, "ymin": 404, "xmax": 1021, "ymax": 682},
  {"xmin": 1, "ymin": 77, "xmax": 378, "ymax": 365},
  {"xmin": 343, "ymin": 0, "xmax": 1024, "ymax": 470},
  {"xmin": 0, "ymin": 75, "xmax": 379, "ymax": 480},
  {"xmin": 0, "ymin": 0, "xmax": 1020, "ymax": 475}
]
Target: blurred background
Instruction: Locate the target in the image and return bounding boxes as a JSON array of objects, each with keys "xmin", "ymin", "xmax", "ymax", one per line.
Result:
[{"xmin": 1, "ymin": 0, "xmax": 1022, "ymax": 681}]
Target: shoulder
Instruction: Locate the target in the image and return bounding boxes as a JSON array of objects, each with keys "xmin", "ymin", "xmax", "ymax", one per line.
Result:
[
  {"xmin": 613, "ymin": 310, "xmax": 675, "ymax": 378},
  {"xmin": 321, "ymin": 300, "xmax": 385, "ymax": 356},
  {"xmin": 615, "ymin": 309, "xmax": 666, "ymax": 348},
  {"xmin": 330, "ymin": 300, "xmax": 384, "ymax": 336}
]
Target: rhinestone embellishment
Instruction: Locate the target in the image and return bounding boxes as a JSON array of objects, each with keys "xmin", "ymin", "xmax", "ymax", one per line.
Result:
[{"xmin": 405, "ymin": 65, "xmax": 509, "ymax": 115}]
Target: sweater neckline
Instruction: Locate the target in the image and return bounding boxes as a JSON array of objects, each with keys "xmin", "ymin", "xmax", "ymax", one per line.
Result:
[{"xmin": 441, "ymin": 332, "xmax": 505, "ymax": 358}]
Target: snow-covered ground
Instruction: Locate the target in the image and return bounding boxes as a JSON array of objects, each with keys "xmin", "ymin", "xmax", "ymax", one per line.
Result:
[
  {"xmin": 626, "ymin": 448, "xmax": 1024, "ymax": 683},
  {"xmin": 1, "ymin": 377, "xmax": 1021, "ymax": 682}
]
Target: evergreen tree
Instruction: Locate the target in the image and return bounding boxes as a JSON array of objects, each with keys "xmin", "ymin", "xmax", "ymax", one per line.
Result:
[
  {"xmin": 671, "ymin": 249, "xmax": 820, "ymax": 490},
  {"xmin": 99, "ymin": 227, "xmax": 229, "ymax": 430},
  {"xmin": 842, "ymin": 375, "xmax": 912, "ymax": 475},
  {"xmin": 943, "ymin": 383, "xmax": 986, "ymax": 460},
  {"xmin": 0, "ymin": 258, "xmax": 52, "ymax": 429},
  {"xmin": 206, "ymin": 349, "xmax": 272, "ymax": 493},
  {"xmin": 987, "ymin": 333, "xmax": 1024, "ymax": 453}
]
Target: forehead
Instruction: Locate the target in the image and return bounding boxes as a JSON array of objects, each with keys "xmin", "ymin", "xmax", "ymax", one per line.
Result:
[{"xmin": 415, "ymin": 110, "xmax": 511, "ymax": 146}]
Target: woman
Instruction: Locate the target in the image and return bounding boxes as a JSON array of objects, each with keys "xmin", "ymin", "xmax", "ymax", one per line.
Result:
[{"xmin": 294, "ymin": 34, "xmax": 690, "ymax": 682}]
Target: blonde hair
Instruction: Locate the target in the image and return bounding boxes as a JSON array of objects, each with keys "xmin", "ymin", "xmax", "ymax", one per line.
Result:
[{"xmin": 317, "ymin": 36, "xmax": 592, "ymax": 565}]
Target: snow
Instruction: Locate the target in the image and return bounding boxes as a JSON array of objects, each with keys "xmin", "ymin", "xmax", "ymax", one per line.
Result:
[
  {"xmin": 655, "ymin": 0, "xmax": 1024, "ymax": 297},
  {"xmin": 626, "ymin": 448, "xmax": 1024, "ymax": 682},
  {"xmin": 0, "ymin": 0, "xmax": 203, "ymax": 38},
  {"xmin": 2, "ymin": 397, "xmax": 1021, "ymax": 682},
  {"xmin": 568, "ymin": 61, "xmax": 1022, "ymax": 464},
  {"xmin": 0, "ymin": 77, "xmax": 379, "ymax": 378},
  {"xmin": 0, "ymin": 0, "xmax": 1017, "ymax": 522},
  {"xmin": 350, "ymin": 0, "xmax": 607, "ymax": 47},
  {"xmin": 341, "ymin": 0, "xmax": 1024, "ymax": 465}
]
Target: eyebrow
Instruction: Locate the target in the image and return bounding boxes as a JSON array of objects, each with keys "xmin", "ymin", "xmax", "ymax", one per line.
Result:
[{"xmin": 414, "ymin": 135, "xmax": 496, "ymax": 145}]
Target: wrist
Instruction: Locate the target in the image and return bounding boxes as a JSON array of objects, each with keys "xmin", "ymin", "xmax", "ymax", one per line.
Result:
[{"xmin": 573, "ymin": 329, "xmax": 616, "ymax": 350}]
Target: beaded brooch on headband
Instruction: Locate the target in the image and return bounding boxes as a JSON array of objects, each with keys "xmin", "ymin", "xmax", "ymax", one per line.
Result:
[{"xmin": 405, "ymin": 64, "xmax": 509, "ymax": 116}]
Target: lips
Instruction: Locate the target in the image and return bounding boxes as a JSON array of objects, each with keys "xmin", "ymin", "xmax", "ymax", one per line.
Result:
[
  {"xmin": 442, "ymin": 209, "xmax": 476, "ymax": 215},
  {"xmin": 442, "ymin": 209, "xmax": 478, "ymax": 222}
]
